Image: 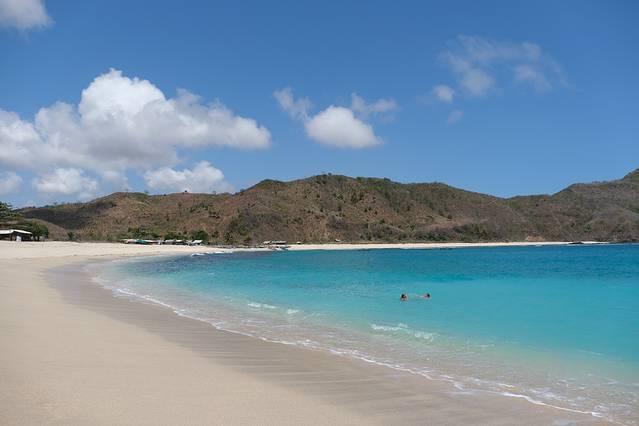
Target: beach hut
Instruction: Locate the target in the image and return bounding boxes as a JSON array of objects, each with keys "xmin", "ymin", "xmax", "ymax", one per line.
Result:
[
  {"xmin": 265, "ymin": 240, "xmax": 289, "ymax": 250},
  {"xmin": 0, "ymin": 229, "xmax": 33, "ymax": 241}
]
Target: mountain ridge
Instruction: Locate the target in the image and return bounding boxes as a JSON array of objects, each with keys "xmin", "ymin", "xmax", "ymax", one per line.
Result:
[{"xmin": 16, "ymin": 169, "xmax": 639, "ymax": 243}]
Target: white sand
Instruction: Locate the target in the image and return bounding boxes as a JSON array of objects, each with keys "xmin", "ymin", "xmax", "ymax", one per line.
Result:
[
  {"xmin": 0, "ymin": 240, "xmax": 263, "ymax": 260},
  {"xmin": 0, "ymin": 254, "xmax": 370, "ymax": 425},
  {"xmin": 0, "ymin": 239, "xmax": 580, "ymax": 261}
]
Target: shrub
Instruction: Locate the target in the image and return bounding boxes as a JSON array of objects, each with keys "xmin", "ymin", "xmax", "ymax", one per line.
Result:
[{"xmin": 191, "ymin": 229, "xmax": 209, "ymax": 243}]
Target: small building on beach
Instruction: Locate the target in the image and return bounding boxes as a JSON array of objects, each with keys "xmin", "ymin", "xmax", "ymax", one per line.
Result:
[
  {"xmin": 0, "ymin": 229, "xmax": 33, "ymax": 241},
  {"xmin": 261, "ymin": 240, "xmax": 289, "ymax": 250}
]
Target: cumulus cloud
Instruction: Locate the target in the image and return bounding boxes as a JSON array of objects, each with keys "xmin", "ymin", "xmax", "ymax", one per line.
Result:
[
  {"xmin": 32, "ymin": 168, "xmax": 98, "ymax": 200},
  {"xmin": 447, "ymin": 110, "xmax": 464, "ymax": 125},
  {"xmin": 306, "ymin": 106, "xmax": 380, "ymax": 148},
  {"xmin": 441, "ymin": 36, "xmax": 565, "ymax": 96},
  {"xmin": 144, "ymin": 161, "xmax": 232, "ymax": 194},
  {"xmin": 0, "ymin": 0, "xmax": 51, "ymax": 30},
  {"xmin": 0, "ymin": 109, "xmax": 40, "ymax": 167},
  {"xmin": 432, "ymin": 85, "xmax": 455, "ymax": 103},
  {"xmin": 275, "ymin": 88, "xmax": 389, "ymax": 149},
  {"xmin": 0, "ymin": 69, "xmax": 271, "ymax": 199},
  {"xmin": 60, "ymin": 69, "xmax": 269, "ymax": 168},
  {"xmin": 0, "ymin": 171, "xmax": 22, "ymax": 194}
]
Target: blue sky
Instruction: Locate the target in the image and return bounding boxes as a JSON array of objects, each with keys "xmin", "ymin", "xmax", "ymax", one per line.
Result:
[{"xmin": 0, "ymin": 0, "xmax": 637, "ymax": 207}]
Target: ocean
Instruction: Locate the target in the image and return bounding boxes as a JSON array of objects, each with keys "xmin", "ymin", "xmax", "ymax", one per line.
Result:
[{"xmin": 94, "ymin": 244, "xmax": 639, "ymax": 424}]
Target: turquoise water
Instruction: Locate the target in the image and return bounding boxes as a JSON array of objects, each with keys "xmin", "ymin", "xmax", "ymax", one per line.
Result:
[{"xmin": 97, "ymin": 244, "xmax": 639, "ymax": 424}]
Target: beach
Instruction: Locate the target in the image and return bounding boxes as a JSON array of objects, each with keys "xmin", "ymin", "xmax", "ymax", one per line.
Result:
[
  {"xmin": 0, "ymin": 241, "xmax": 610, "ymax": 425},
  {"xmin": 0, "ymin": 240, "xmax": 578, "ymax": 261}
]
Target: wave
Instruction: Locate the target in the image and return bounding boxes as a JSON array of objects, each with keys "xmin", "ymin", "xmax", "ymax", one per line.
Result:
[
  {"xmin": 371, "ymin": 323, "xmax": 436, "ymax": 343},
  {"xmin": 247, "ymin": 302, "xmax": 277, "ymax": 309},
  {"xmin": 371, "ymin": 323, "xmax": 405, "ymax": 332}
]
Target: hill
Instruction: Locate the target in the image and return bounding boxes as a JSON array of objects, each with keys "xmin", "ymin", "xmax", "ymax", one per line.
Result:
[{"xmin": 16, "ymin": 169, "xmax": 639, "ymax": 243}]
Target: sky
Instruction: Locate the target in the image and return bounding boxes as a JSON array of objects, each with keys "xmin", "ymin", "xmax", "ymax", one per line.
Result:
[{"xmin": 0, "ymin": 0, "xmax": 637, "ymax": 207}]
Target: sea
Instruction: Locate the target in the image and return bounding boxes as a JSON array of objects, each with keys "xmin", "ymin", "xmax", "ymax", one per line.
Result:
[{"xmin": 93, "ymin": 244, "xmax": 639, "ymax": 424}]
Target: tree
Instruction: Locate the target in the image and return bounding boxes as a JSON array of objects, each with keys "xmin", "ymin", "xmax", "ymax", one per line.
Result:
[
  {"xmin": 129, "ymin": 227, "xmax": 151, "ymax": 239},
  {"xmin": 0, "ymin": 201, "xmax": 17, "ymax": 223},
  {"xmin": 19, "ymin": 221, "xmax": 49, "ymax": 241},
  {"xmin": 34, "ymin": 223, "xmax": 49, "ymax": 241},
  {"xmin": 224, "ymin": 231, "xmax": 234, "ymax": 245}
]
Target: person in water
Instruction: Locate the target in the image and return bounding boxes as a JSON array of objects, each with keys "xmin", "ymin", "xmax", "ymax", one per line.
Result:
[
  {"xmin": 424, "ymin": 293, "xmax": 431, "ymax": 299},
  {"xmin": 400, "ymin": 293, "xmax": 408, "ymax": 301}
]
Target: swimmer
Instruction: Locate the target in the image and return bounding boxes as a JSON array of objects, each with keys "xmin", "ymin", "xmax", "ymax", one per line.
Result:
[
  {"xmin": 400, "ymin": 293, "xmax": 408, "ymax": 301},
  {"xmin": 424, "ymin": 293, "xmax": 431, "ymax": 299}
]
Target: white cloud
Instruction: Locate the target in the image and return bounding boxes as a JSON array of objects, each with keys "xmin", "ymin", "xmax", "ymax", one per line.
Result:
[
  {"xmin": 0, "ymin": 0, "xmax": 50, "ymax": 30},
  {"xmin": 459, "ymin": 68, "xmax": 494, "ymax": 96},
  {"xmin": 514, "ymin": 65, "xmax": 551, "ymax": 92},
  {"xmin": 432, "ymin": 85, "xmax": 455, "ymax": 103},
  {"xmin": 0, "ymin": 109, "xmax": 41, "ymax": 167},
  {"xmin": 65, "ymin": 69, "xmax": 269, "ymax": 168},
  {"xmin": 447, "ymin": 110, "xmax": 464, "ymax": 125},
  {"xmin": 144, "ymin": 161, "xmax": 232, "ymax": 194},
  {"xmin": 32, "ymin": 168, "xmax": 98, "ymax": 199},
  {"xmin": 0, "ymin": 69, "xmax": 271, "ymax": 199},
  {"xmin": 0, "ymin": 171, "xmax": 22, "ymax": 194},
  {"xmin": 101, "ymin": 169, "xmax": 129, "ymax": 192},
  {"xmin": 441, "ymin": 36, "xmax": 564, "ymax": 96},
  {"xmin": 273, "ymin": 87, "xmax": 312, "ymax": 120},
  {"xmin": 305, "ymin": 106, "xmax": 380, "ymax": 149},
  {"xmin": 350, "ymin": 93, "xmax": 397, "ymax": 118},
  {"xmin": 275, "ymin": 88, "xmax": 387, "ymax": 149}
]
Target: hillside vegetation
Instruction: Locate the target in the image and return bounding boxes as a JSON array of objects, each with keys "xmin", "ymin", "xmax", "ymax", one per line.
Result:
[{"xmin": 15, "ymin": 169, "xmax": 639, "ymax": 243}]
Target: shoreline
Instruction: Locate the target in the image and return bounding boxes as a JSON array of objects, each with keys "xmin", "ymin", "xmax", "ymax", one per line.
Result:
[
  {"xmin": 286, "ymin": 241, "xmax": 603, "ymax": 251},
  {"xmin": 0, "ymin": 255, "xmax": 372, "ymax": 425},
  {"xmin": 0, "ymin": 239, "xmax": 605, "ymax": 260},
  {"xmin": 0, "ymin": 242, "xmax": 610, "ymax": 424}
]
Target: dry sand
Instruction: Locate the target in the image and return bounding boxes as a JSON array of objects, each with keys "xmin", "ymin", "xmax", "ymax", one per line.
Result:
[
  {"xmin": 0, "ymin": 240, "xmax": 585, "ymax": 260},
  {"xmin": 0, "ymin": 241, "xmax": 608, "ymax": 425},
  {"xmin": 0, "ymin": 240, "xmax": 264, "ymax": 260}
]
